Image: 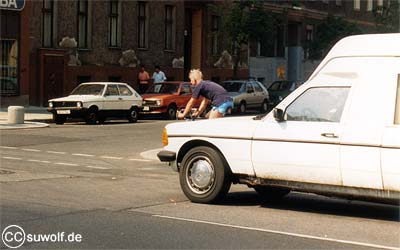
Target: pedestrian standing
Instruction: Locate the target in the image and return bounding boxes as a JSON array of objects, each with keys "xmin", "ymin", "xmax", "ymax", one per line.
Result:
[
  {"xmin": 138, "ymin": 64, "xmax": 150, "ymax": 94},
  {"xmin": 152, "ymin": 66, "xmax": 167, "ymax": 83}
]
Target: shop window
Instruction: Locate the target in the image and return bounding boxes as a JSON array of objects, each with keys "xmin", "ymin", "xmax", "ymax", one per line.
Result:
[
  {"xmin": 109, "ymin": 0, "xmax": 121, "ymax": 48},
  {"xmin": 0, "ymin": 39, "xmax": 18, "ymax": 95},
  {"xmin": 42, "ymin": 0, "xmax": 56, "ymax": 47},
  {"xmin": 165, "ymin": 5, "xmax": 175, "ymax": 50},
  {"xmin": 78, "ymin": 0, "xmax": 91, "ymax": 48},
  {"xmin": 138, "ymin": 1, "xmax": 148, "ymax": 48}
]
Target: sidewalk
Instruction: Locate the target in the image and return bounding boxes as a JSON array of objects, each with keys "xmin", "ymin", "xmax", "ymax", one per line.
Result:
[{"xmin": 0, "ymin": 106, "xmax": 52, "ymax": 130}]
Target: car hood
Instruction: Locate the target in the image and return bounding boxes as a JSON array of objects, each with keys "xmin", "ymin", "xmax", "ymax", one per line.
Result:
[
  {"xmin": 48, "ymin": 95, "xmax": 102, "ymax": 102},
  {"xmin": 142, "ymin": 94, "xmax": 178, "ymax": 100},
  {"xmin": 166, "ymin": 115, "xmax": 259, "ymax": 139}
]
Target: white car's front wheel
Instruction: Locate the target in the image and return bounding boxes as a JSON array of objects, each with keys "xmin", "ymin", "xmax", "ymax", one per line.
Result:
[{"xmin": 179, "ymin": 146, "xmax": 231, "ymax": 204}]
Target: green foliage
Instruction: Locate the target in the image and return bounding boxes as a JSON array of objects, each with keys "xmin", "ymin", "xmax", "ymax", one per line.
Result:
[
  {"xmin": 307, "ymin": 15, "xmax": 360, "ymax": 60},
  {"xmin": 373, "ymin": 0, "xmax": 400, "ymax": 33},
  {"xmin": 224, "ymin": 0, "xmax": 277, "ymax": 52}
]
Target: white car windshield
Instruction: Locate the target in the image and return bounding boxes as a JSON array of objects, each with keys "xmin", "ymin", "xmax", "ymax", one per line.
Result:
[{"xmin": 70, "ymin": 84, "xmax": 105, "ymax": 95}]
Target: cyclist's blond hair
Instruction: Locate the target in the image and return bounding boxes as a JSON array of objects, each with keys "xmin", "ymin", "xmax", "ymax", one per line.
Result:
[{"xmin": 189, "ymin": 69, "xmax": 203, "ymax": 82}]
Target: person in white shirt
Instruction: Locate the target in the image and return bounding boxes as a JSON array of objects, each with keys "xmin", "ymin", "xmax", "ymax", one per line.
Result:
[{"xmin": 152, "ymin": 66, "xmax": 167, "ymax": 83}]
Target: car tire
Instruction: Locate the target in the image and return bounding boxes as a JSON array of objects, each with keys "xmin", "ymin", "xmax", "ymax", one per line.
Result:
[
  {"xmin": 254, "ymin": 186, "xmax": 290, "ymax": 201},
  {"xmin": 166, "ymin": 104, "xmax": 177, "ymax": 120},
  {"xmin": 98, "ymin": 116, "xmax": 106, "ymax": 124},
  {"xmin": 85, "ymin": 108, "xmax": 98, "ymax": 125},
  {"xmin": 260, "ymin": 100, "xmax": 269, "ymax": 113},
  {"xmin": 179, "ymin": 146, "xmax": 231, "ymax": 204},
  {"xmin": 238, "ymin": 101, "xmax": 246, "ymax": 113},
  {"xmin": 128, "ymin": 107, "xmax": 139, "ymax": 123},
  {"xmin": 53, "ymin": 114, "xmax": 66, "ymax": 125}
]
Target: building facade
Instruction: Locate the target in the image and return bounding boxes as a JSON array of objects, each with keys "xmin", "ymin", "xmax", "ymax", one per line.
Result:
[{"xmin": 1, "ymin": 0, "xmax": 392, "ymax": 106}]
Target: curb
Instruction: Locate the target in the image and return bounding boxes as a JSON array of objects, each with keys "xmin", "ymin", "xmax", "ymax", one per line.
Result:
[{"xmin": 0, "ymin": 121, "xmax": 50, "ymax": 130}]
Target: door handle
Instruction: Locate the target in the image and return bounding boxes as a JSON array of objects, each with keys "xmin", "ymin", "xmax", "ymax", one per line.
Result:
[{"xmin": 321, "ymin": 133, "xmax": 338, "ymax": 138}]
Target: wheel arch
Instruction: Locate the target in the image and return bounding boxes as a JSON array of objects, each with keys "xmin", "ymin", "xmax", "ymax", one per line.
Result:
[{"xmin": 177, "ymin": 140, "xmax": 232, "ymax": 174}]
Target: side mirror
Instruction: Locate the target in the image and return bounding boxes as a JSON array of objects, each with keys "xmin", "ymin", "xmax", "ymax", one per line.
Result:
[{"xmin": 273, "ymin": 108, "xmax": 285, "ymax": 122}]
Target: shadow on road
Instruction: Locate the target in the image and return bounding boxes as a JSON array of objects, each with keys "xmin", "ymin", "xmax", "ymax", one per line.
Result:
[{"xmin": 221, "ymin": 191, "xmax": 399, "ymax": 222}]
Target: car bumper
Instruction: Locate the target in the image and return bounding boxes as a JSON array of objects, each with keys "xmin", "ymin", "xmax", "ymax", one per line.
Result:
[
  {"xmin": 47, "ymin": 107, "xmax": 88, "ymax": 118},
  {"xmin": 140, "ymin": 106, "xmax": 168, "ymax": 114},
  {"xmin": 157, "ymin": 150, "xmax": 178, "ymax": 172}
]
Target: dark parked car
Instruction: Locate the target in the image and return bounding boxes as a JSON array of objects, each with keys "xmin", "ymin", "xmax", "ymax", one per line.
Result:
[{"xmin": 267, "ymin": 80, "xmax": 303, "ymax": 107}]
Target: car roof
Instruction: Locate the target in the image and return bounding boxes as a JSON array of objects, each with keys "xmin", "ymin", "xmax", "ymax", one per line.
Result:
[
  {"xmin": 154, "ymin": 81, "xmax": 190, "ymax": 84},
  {"xmin": 79, "ymin": 82, "xmax": 130, "ymax": 85}
]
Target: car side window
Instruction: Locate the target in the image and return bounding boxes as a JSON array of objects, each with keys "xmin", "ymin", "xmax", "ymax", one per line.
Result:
[
  {"xmin": 105, "ymin": 85, "xmax": 119, "ymax": 96},
  {"xmin": 286, "ymin": 87, "xmax": 350, "ymax": 122},
  {"xmin": 269, "ymin": 82, "xmax": 281, "ymax": 91},
  {"xmin": 246, "ymin": 83, "xmax": 254, "ymax": 93},
  {"xmin": 252, "ymin": 82, "xmax": 263, "ymax": 92},
  {"xmin": 180, "ymin": 84, "xmax": 191, "ymax": 95},
  {"xmin": 118, "ymin": 85, "xmax": 133, "ymax": 96}
]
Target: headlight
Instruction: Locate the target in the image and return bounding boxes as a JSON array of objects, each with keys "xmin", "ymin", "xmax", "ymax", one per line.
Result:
[
  {"xmin": 48, "ymin": 102, "xmax": 53, "ymax": 108},
  {"xmin": 143, "ymin": 100, "xmax": 147, "ymax": 105},
  {"xmin": 156, "ymin": 100, "xmax": 162, "ymax": 106},
  {"xmin": 77, "ymin": 101, "xmax": 82, "ymax": 108}
]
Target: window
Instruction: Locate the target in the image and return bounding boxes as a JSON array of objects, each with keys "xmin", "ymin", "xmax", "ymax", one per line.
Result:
[
  {"xmin": 42, "ymin": 0, "xmax": 55, "ymax": 47},
  {"xmin": 138, "ymin": 2, "xmax": 148, "ymax": 48},
  {"xmin": 105, "ymin": 84, "xmax": 119, "ymax": 95},
  {"xmin": 252, "ymin": 82, "xmax": 264, "ymax": 92},
  {"xmin": 0, "ymin": 40, "xmax": 18, "ymax": 95},
  {"xmin": 354, "ymin": 0, "xmax": 360, "ymax": 10},
  {"xmin": 336, "ymin": 0, "xmax": 342, "ymax": 6},
  {"xmin": 78, "ymin": 0, "xmax": 91, "ymax": 48},
  {"xmin": 286, "ymin": 87, "xmax": 350, "ymax": 122},
  {"xmin": 304, "ymin": 25, "xmax": 313, "ymax": 59},
  {"xmin": 367, "ymin": 0, "xmax": 373, "ymax": 11},
  {"xmin": 395, "ymin": 75, "xmax": 400, "ymax": 124},
  {"xmin": 109, "ymin": 0, "xmax": 121, "ymax": 47},
  {"xmin": 180, "ymin": 84, "xmax": 191, "ymax": 95},
  {"xmin": 118, "ymin": 85, "xmax": 133, "ymax": 96},
  {"xmin": 165, "ymin": 5, "xmax": 175, "ymax": 50},
  {"xmin": 259, "ymin": 25, "xmax": 285, "ymax": 57},
  {"xmin": 211, "ymin": 15, "xmax": 220, "ymax": 55}
]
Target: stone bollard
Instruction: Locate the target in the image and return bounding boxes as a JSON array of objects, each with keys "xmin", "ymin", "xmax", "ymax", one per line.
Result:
[{"xmin": 7, "ymin": 106, "xmax": 25, "ymax": 124}]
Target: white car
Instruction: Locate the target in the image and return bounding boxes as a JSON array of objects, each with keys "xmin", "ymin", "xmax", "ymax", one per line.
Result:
[
  {"xmin": 48, "ymin": 82, "xmax": 142, "ymax": 124},
  {"xmin": 158, "ymin": 34, "xmax": 400, "ymax": 204}
]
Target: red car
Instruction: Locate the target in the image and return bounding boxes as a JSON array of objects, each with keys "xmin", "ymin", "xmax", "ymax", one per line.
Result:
[{"xmin": 140, "ymin": 81, "xmax": 203, "ymax": 119}]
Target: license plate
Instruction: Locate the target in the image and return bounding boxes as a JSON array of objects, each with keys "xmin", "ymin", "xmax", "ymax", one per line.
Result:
[
  {"xmin": 57, "ymin": 110, "xmax": 70, "ymax": 114},
  {"xmin": 143, "ymin": 106, "xmax": 150, "ymax": 111}
]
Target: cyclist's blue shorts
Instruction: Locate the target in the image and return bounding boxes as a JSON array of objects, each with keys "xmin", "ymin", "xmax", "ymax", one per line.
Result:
[{"xmin": 212, "ymin": 101, "xmax": 234, "ymax": 115}]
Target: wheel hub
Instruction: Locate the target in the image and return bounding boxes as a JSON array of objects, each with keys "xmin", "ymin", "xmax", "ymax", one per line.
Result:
[{"xmin": 187, "ymin": 158, "xmax": 215, "ymax": 194}]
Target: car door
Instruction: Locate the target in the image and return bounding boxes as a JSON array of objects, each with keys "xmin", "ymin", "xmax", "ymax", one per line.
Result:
[
  {"xmin": 252, "ymin": 87, "xmax": 350, "ymax": 185},
  {"xmin": 245, "ymin": 82, "xmax": 257, "ymax": 108},
  {"xmin": 117, "ymin": 84, "xmax": 135, "ymax": 110},
  {"xmin": 251, "ymin": 81, "xmax": 266, "ymax": 105},
  {"xmin": 103, "ymin": 84, "xmax": 121, "ymax": 111}
]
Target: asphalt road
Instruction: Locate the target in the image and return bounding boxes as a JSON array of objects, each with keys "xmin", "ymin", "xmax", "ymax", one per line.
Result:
[{"xmin": 1, "ymin": 119, "xmax": 399, "ymax": 249}]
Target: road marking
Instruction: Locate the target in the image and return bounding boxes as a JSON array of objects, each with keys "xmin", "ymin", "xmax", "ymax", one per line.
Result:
[
  {"xmin": 47, "ymin": 151, "xmax": 67, "ymax": 155},
  {"xmin": 100, "ymin": 156, "xmax": 123, "ymax": 160},
  {"xmin": 152, "ymin": 215, "xmax": 400, "ymax": 250},
  {"xmin": 55, "ymin": 162, "xmax": 79, "ymax": 166},
  {"xmin": 140, "ymin": 148, "xmax": 162, "ymax": 161},
  {"xmin": 22, "ymin": 148, "xmax": 41, "ymax": 152},
  {"xmin": 128, "ymin": 158, "xmax": 152, "ymax": 162},
  {"xmin": 85, "ymin": 166, "xmax": 110, "ymax": 170},
  {"xmin": 2, "ymin": 156, "xmax": 22, "ymax": 160},
  {"xmin": 0, "ymin": 146, "xmax": 17, "ymax": 150},
  {"xmin": 72, "ymin": 153, "xmax": 95, "ymax": 157},
  {"xmin": 27, "ymin": 159, "xmax": 51, "ymax": 163}
]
